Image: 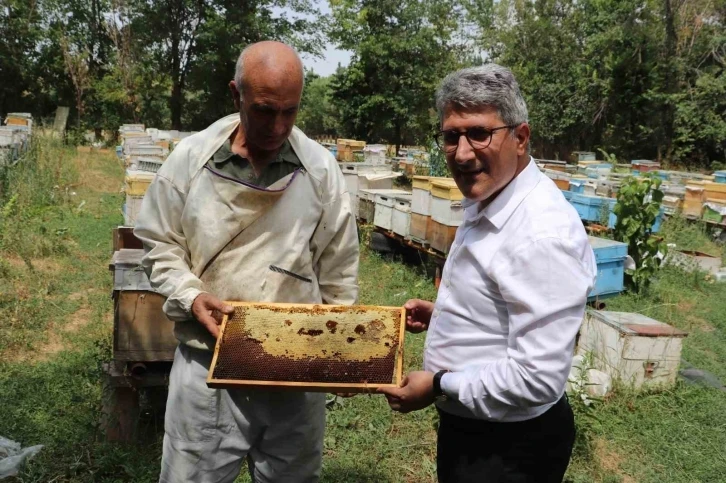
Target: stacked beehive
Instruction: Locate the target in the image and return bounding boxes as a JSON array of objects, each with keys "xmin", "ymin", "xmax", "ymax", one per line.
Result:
[
  {"xmin": 429, "ymin": 179, "xmax": 464, "ymax": 254},
  {"xmin": 0, "ymin": 113, "xmax": 32, "ymax": 166},
  {"xmin": 336, "ymin": 139, "xmax": 366, "ymax": 162}
]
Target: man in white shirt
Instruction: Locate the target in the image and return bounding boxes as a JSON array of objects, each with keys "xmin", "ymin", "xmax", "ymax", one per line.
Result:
[{"xmin": 379, "ymin": 64, "xmax": 597, "ymax": 482}]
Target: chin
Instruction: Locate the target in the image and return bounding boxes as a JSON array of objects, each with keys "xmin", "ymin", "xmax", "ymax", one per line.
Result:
[{"xmin": 454, "ymin": 174, "xmax": 492, "ymax": 201}]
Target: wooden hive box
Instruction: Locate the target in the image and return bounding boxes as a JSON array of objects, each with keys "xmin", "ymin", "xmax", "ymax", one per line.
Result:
[
  {"xmin": 409, "ymin": 213, "xmax": 433, "ymax": 244},
  {"xmin": 683, "ymin": 185, "xmax": 705, "ymax": 218},
  {"xmin": 207, "ymin": 302, "xmax": 405, "ymax": 393},
  {"xmin": 125, "ymin": 169, "xmax": 156, "ymax": 197},
  {"xmin": 110, "ymin": 248, "xmax": 177, "ymax": 362},
  {"xmin": 429, "ymin": 219, "xmax": 458, "ymax": 255},
  {"xmin": 704, "ymin": 182, "xmax": 726, "ymax": 202},
  {"xmin": 578, "ymin": 311, "xmax": 687, "ymax": 389},
  {"xmin": 430, "ymin": 178, "xmax": 464, "ymax": 201}
]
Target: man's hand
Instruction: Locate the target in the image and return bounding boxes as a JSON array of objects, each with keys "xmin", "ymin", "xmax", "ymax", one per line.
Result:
[
  {"xmin": 377, "ymin": 371, "xmax": 435, "ymax": 413},
  {"xmin": 191, "ymin": 293, "xmax": 235, "ymax": 338},
  {"xmin": 404, "ymin": 299, "xmax": 434, "ymax": 333}
]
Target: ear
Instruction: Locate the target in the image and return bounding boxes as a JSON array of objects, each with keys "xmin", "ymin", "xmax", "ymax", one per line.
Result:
[
  {"xmin": 515, "ymin": 123, "xmax": 530, "ymax": 156},
  {"xmin": 229, "ymin": 81, "xmax": 241, "ymax": 111}
]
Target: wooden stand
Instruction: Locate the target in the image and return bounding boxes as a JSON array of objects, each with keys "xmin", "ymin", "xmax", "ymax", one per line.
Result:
[{"xmin": 101, "ymin": 360, "xmax": 171, "ymax": 442}]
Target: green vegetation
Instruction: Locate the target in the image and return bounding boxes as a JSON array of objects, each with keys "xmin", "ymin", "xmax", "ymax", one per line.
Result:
[
  {"xmin": 1, "ymin": 144, "xmax": 725, "ymax": 481},
  {"xmin": 612, "ymin": 176, "xmax": 667, "ymax": 293},
  {"xmin": 3, "ymin": 1, "xmax": 724, "ymax": 166}
]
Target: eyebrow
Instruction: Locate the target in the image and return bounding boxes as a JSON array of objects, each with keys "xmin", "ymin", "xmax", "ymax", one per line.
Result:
[{"xmin": 251, "ymin": 103, "xmax": 299, "ymax": 113}]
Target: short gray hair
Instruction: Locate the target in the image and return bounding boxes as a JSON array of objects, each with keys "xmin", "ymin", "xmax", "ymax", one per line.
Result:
[
  {"xmin": 234, "ymin": 44, "xmax": 305, "ymax": 93},
  {"xmin": 435, "ymin": 64, "xmax": 529, "ymax": 127}
]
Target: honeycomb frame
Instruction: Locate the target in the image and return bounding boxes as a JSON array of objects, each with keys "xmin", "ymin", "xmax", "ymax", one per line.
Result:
[{"xmin": 206, "ymin": 302, "xmax": 406, "ymax": 393}]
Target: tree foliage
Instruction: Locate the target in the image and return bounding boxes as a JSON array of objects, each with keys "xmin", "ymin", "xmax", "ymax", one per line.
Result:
[
  {"xmin": 326, "ymin": 0, "xmax": 466, "ymax": 152},
  {"xmin": 474, "ymin": 0, "xmax": 726, "ymax": 167}
]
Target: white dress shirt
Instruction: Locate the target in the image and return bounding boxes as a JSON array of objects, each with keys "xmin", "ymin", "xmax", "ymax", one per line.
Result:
[{"xmin": 424, "ymin": 158, "xmax": 597, "ymax": 422}]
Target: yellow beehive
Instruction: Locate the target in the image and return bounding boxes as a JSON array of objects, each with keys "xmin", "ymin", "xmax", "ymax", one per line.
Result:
[
  {"xmin": 704, "ymin": 182, "xmax": 726, "ymax": 202},
  {"xmin": 430, "ymin": 178, "xmax": 464, "ymax": 201},
  {"xmin": 336, "ymin": 139, "xmax": 366, "ymax": 162},
  {"xmin": 208, "ymin": 302, "xmax": 405, "ymax": 393},
  {"xmin": 125, "ymin": 171, "xmax": 155, "ymax": 196},
  {"xmin": 683, "ymin": 185, "xmax": 706, "ymax": 218},
  {"xmin": 5, "ymin": 117, "xmax": 29, "ymax": 127},
  {"xmin": 412, "ymin": 175, "xmax": 432, "ymax": 191}
]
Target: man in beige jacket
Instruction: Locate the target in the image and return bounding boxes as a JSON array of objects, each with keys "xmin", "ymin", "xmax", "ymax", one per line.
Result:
[{"xmin": 135, "ymin": 41, "xmax": 359, "ymax": 483}]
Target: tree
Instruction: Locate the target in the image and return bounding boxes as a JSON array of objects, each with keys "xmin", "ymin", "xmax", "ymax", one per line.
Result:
[
  {"xmin": 133, "ymin": 0, "xmax": 207, "ymax": 130},
  {"xmin": 296, "ymin": 71, "xmax": 340, "ymax": 137},
  {"xmin": 328, "ymin": 0, "xmax": 465, "ymax": 152}
]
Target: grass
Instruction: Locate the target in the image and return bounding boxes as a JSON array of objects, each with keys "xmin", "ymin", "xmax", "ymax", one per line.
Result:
[{"xmin": 1, "ymin": 140, "xmax": 725, "ymax": 482}]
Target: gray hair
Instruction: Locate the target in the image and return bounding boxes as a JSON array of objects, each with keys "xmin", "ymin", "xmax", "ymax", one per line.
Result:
[
  {"xmin": 234, "ymin": 44, "xmax": 305, "ymax": 93},
  {"xmin": 435, "ymin": 64, "xmax": 529, "ymax": 127}
]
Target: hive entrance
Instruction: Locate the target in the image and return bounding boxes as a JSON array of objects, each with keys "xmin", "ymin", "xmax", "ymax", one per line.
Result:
[{"xmin": 207, "ymin": 302, "xmax": 405, "ymax": 392}]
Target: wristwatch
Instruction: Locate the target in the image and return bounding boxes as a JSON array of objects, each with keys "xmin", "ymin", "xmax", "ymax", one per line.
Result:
[{"xmin": 433, "ymin": 370, "xmax": 451, "ymax": 401}]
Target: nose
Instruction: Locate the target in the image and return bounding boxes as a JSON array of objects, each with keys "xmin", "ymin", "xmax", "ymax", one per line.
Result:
[
  {"xmin": 452, "ymin": 134, "xmax": 475, "ymax": 166},
  {"xmin": 272, "ymin": 113, "xmax": 290, "ymax": 137}
]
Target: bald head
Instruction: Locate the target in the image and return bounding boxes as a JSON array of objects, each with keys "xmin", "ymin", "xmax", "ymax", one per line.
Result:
[
  {"xmin": 234, "ymin": 41, "xmax": 304, "ymax": 93},
  {"xmin": 229, "ymin": 41, "xmax": 305, "ymax": 152}
]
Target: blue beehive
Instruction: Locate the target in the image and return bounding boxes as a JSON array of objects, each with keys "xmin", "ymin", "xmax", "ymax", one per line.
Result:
[
  {"xmin": 714, "ymin": 171, "xmax": 726, "ymax": 184},
  {"xmin": 570, "ymin": 194, "xmax": 612, "ymax": 222},
  {"xmin": 562, "ymin": 190, "xmax": 573, "ymax": 201},
  {"xmin": 588, "ymin": 236, "xmax": 628, "ymax": 300},
  {"xmin": 569, "ymin": 180, "xmax": 586, "ymax": 193}
]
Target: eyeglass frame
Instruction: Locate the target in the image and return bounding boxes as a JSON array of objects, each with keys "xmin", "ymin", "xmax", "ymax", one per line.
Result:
[{"xmin": 434, "ymin": 124, "xmax": 521, "ymax": 153}]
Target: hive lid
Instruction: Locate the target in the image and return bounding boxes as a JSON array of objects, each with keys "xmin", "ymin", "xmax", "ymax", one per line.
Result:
[
  {"xmin": 207, "ymin": 302, "xmax": 406, "ymax": 392},
  {"xmin": 589, "ymin": 311, "xmax": 688, "ymax": 337}
]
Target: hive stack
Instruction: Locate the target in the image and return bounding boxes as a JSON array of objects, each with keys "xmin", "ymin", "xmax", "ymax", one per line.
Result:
[
  {"xmin": 336, "ymin": 139, "xmax": 366, "ymax": 162},
  {"xmin": 429, "ymin": 179, "xmax": 464, "ymax": 254},
  {"xmin": 410, "ymin": 176, "xmax": 435, "ymax": 244},
  {"xmin": 0, "ymin": 113, "xmax": 32, "ymax": 166}
]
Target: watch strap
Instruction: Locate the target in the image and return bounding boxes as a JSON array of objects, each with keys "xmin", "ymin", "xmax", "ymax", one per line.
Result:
[{"xmin": 433, "ymin": 370, "xmax": 450, "ymax": 398}]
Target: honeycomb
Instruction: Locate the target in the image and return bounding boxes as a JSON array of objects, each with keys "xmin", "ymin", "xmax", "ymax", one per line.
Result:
[{"xmin": 208, "ymin": 303, "xmax": 404, "ymax": 390}]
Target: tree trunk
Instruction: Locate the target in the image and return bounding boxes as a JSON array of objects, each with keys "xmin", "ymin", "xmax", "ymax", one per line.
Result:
[
  {"xmin": 169, "ymin": 0, "xmax": 183, "ymax": 129},
  {"xmin": 662, "ymin": 0, "xmax": 678, "ymax": 161}
]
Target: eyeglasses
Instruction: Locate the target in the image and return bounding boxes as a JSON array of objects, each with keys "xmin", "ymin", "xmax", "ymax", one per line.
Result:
[{"xmin": 434, "ymin": 125, "xmax": 519, "ymax": 153}]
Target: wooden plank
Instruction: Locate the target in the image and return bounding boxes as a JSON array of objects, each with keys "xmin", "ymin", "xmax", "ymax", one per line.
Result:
[
  {"xmin": 115, "ymin": 291, "xmax": 177, "ymax": 362},
  {"xmin": 112, "ymin": 226, "xmax": 143, "ymax": 252}
]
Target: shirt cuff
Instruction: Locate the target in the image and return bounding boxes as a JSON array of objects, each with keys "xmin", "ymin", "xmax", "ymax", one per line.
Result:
[{"xmin": 440, "ymin": 371, "xmax": 464, "ymax": 399}]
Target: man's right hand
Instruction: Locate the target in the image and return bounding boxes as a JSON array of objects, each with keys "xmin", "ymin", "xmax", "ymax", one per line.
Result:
[
  {"xmin": 191, "ymin": 293, "xmax": 235, "ymax": 338},
  {"xmin": 404, "ymin": 299, "xmax": 434, "ymax": 333}
]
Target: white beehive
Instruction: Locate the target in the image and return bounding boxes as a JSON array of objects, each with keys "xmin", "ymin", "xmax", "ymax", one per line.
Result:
[
  {"xmin": 392, "ymin": 197, "xmax": 412, "ymax": 238},
  {"xmin": 374, "ymin": 191, "xmax": 411, "ymax": 231},
  {"xmin": 578, "ymin": 311, "xmax": 687, "ymax": 390}
]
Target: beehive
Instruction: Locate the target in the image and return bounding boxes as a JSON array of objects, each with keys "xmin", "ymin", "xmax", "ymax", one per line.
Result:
[{"xmin": 207, "ymin": 302, "xmax": 406, "ymax": 392}]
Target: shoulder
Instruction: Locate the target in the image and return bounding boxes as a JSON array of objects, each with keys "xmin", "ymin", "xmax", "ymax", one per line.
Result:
[
  {"xmin": 504, "ymin": 172, "xmax": 591, "ymax": 258},
  {"xmin": 289, "ymin": 128, "xmax": 347, "ymax": 204},
  {"xmin": 156, "ymin": 116, "xmax": 236, "ymax": 193}
]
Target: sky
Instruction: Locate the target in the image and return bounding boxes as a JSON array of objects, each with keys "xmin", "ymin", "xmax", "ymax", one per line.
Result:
[{"xmin": 279, "ymin": 0, "xmax": 352, "ymax": 77}]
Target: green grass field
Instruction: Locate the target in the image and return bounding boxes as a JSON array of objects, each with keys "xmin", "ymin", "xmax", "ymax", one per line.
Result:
[{"xmin": 0, "ymin": 139, "xmax": 724, "ymax": 482}]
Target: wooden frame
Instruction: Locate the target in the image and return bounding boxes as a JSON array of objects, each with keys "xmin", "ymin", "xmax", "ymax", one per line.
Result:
[{"xmin": 207, "ymin": 302, "xmax": 406, "ymax": 393}]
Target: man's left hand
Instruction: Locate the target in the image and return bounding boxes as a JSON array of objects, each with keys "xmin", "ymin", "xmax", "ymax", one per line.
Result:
[{"xmin": 378, "ymin": 371, "xmax": 435, "ymax": 413}]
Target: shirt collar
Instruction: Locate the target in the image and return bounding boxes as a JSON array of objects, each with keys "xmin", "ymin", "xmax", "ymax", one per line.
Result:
[
  {"xmin": 463, "ymin": 157, "xmax": 542, "ymax": 229},
  {"xmin": 212, "ymin": 138, "xmax": 300, "ymax": 166}
]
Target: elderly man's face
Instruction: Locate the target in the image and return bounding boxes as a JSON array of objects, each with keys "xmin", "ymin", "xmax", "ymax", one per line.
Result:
[
  {"xmin": 441, "ymin": 106, "xmax": 529, "ymax": 203},
  {"xmin": 230, "ymin": 77, "xmax": 302, "ymax": 152}
]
